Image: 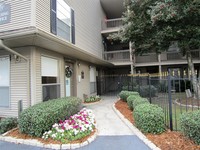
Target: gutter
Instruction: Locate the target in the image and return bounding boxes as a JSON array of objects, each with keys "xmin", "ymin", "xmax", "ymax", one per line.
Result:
[{"xmin": 0, "ymin": 39, "xmax": 28, "ymax": 61}]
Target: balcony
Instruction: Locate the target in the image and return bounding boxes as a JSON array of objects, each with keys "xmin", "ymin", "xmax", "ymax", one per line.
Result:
[
  {"xmin": 104, "ymin": 49, "xmax": 200, "ymax": 66},
  {"xmin": 104, "ymin": 50, "xmax": 130, "ymax": 64},
  {"xmin": 101, "ymin": 18, "xmax": 123, "ymax": 34}
]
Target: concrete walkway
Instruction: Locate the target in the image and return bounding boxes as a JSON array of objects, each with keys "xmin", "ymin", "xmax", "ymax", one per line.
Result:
[{"xmin": 0, "ymin": 95, "xmax": 151, "ymax": 150}]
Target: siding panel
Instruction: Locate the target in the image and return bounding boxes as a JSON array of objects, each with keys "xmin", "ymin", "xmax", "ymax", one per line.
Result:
[
  {"xmin": 0, "ymin": 0, "xmax": 31, "ymax": 32},
  {"xmin": 36, "ymin": 0, "xmax": 50, "ymax": 33}
]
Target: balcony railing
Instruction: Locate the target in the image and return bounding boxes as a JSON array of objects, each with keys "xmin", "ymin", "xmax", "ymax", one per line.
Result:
[
  {"xmin": 104, "ymin": 50, "xmax": 130, "ymax": 62},
  {"xmin": 104, "ymin": 49, "xmax": 200, "ymax": 64},
  {"xmin": 102, "ymin": 18, "xmax": 123, "ymax": 30},
  {"xmin": 135, "ymin": 53, "xmax": 158, "ymax": 63}
]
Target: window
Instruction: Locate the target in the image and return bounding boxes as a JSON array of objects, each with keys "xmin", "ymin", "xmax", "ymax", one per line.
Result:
[
  {"xmin": 90, "ymin": 67, "xmax": 97, "ymax": 94},
  {"xmin": 50, "ymin": 0, "xmax": 75, "ymax": 44},
  {"xmin": 41, "ymin": 56, "xmax": 60, "ymax": 101},
  {"xmin": 0, "ymin": 56, "xmax": 10, "ymax": 107}
]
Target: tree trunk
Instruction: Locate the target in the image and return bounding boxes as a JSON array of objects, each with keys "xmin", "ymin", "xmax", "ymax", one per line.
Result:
[{"xmin": 186, "ymin": 51, "xmax": 199, "ymax": 99}]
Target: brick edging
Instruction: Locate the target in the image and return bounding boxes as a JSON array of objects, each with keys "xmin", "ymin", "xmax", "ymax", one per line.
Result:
[
  {"xmin": 112, "ymin": 103, "xmax": 161, "ymax": 150},
  {"xmin": 0, "ymin": 129, "xmax": 98, "ymax": 149}
]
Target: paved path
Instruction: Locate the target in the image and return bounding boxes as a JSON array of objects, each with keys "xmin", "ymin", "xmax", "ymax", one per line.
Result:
[{"xmin": 0, "ymin": 95, "xmax": 151, "ymax": 150}]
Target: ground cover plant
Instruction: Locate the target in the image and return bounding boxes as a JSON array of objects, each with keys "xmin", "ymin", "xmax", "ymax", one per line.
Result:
[
  {"xmin": 42, "ymin": 108, "xmax": 96, "ymax": 143},
  {"xmin": 84, "ymin": 95, "xmax": 101, "ymax": 103}
]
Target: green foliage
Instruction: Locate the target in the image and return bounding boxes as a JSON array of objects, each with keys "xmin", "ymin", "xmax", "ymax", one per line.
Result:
[
  {"xmin": 18, "ymin": 97, "xmax": 82, "ymax": 137},
  {"xmin": 119, "ymin": 91, "xmax": 139, "ymax": 102},
  {"xmin": 84, "ymin": 95, "xmax": 101, "ymax": 103},
  {"xmin": 180, "ymin": 110, "xmax": 200, "ymax": 145},
  {"xmin": 127, "ymin": 95, "xmax": 140, "ymax": 110},
  {"xmin": 134, "ymin": 104, "xmax": 165, "ymax": 134},
  {"xmin": 132, "ymin": 98, "xmax": 150, "ymax": 109},
  {"xmin": 133, "ymin": 85, "xmax": 157, "ymax": 98},
  {"xmin": 0, "ymin": 118, "xmax": 18, "ymax": 134}
]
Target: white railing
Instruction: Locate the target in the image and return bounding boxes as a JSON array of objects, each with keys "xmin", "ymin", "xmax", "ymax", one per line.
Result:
[{"xmin": 102, "ymin": 18, "xmax": 123, "ymax": 30}]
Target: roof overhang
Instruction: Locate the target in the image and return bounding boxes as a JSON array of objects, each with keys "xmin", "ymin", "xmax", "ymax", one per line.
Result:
[
  {"xmin": 100, "ymin": 0, "xmax": 125, "ymax": 19},
  {"xmin": 0, "ymin": 27, "xmax": 113, "ymax": 67}
]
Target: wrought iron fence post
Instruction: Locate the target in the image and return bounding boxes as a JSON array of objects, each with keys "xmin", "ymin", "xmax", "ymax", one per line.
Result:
[
  {"xmin": 168, "ymin": 70, "xmax": 173, "ymax": 131},
  {"xmin": 148, "ymin": 74, "xmax": 152, "ymax": 103}
]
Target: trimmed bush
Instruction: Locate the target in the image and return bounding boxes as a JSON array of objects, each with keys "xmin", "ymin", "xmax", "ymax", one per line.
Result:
[
  {"xmin": 180, "ymin": 110, "xmax": 200, "ymax": 145},
  {"xmin": 134, "ymin": 104, "xmax": 165, "ymax": 134},
  {"xmin": 132, "ymin": 98, "xmax": 150, "ymax": 109},
  {"xmin": 133, "ymin": 85, "xmax": 157, "ymax": 97},
  {"xmin": 84, "ymin": 95, "xmax": 101, "ymax": 103},
  {"xmin": 119, "ymin": 91, "xmax": 139, "ymax": 102},
  {"xmin": 0, "ymin": 118, "xmax": 18, "ymax": 134},
  {"xmin": 18, "ymin": 97, "xmax": 82, "ymax": 137},
  {"xmin": 127, "ymin": 95, "xmax": 140, "ymax": 110}
]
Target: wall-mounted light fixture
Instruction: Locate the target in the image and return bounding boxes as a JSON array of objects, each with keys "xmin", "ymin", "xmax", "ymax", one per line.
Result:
[{"xmin": 77, "ymin": 62, "xmax": 80, "ymax": 67}]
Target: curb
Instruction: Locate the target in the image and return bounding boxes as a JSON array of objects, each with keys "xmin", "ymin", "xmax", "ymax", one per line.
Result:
[
  {"xmin": 0, "ymin": 129, "xmax": 98, "ymax": 149},
  {"xmin": 112, "ymin": 104, "xmax": 161, "ymax": 150}
]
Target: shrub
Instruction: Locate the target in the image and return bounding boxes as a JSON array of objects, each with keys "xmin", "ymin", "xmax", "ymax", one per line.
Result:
[
  {"xmin": 134, "ymin": 104, "xmax": 165, "ymax": 134},
  {"xmin": 132, "ymin": 98, "xmax": 150, "ymax": 109},
  {"xmin": 119, "ymin": 91, "xmax": 139, "ymax": 102},
  {"xmin": 133, "ymin": 85, "xmax": 157, "ymax": 97},
  {"xmin": 127, "ymin": 95, "xmax": 140, "ymax": 110},
  {"xmin": 0, "ymin": 118, "xmax": 18, "ymax": 134},
  {"xmin": 84, "ymin": 95, "xmax": 101, "ymax": 103},
  {"xmin": 180, "ymin": 110, "xmax": 200, "ymax": 145},
  {"xmin": 18, "ymin": 97, "xmax": 82, "ymax": 137}
]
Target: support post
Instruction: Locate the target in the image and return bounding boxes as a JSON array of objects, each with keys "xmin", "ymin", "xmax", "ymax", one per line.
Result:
[{"xmin": 168, "ymin": 70, "xmax": 173, "ymax": 131}]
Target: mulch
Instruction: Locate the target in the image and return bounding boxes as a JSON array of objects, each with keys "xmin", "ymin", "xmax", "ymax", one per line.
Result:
[{"xmin": 115, "ymin": 100, "xmax": 200, "ymax": 150}]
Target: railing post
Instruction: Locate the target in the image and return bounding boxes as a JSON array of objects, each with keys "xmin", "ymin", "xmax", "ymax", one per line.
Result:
[
  {"xmin": 168, "ymin": 70, "xmax": 173, "ymax": 131},
  {"xmin": 148, "ymin": 74, "xmax": 152, "ymax": 103}
]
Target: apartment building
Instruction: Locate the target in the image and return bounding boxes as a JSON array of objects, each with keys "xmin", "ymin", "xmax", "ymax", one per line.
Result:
[
  {"xmin": 101, "ymin": 1, "xmax": 200, "ymax": 77},
  {"xmin": 0, "ymin": 0, "xmax": 114, "ymax": 117},
  {"xmin": 0, "ymin": 0, "xmax": 199, "ymax": 117}
]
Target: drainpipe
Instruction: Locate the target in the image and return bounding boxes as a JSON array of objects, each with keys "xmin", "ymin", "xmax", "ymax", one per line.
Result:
[{"xmin": 0, "ymin": 39, "xmax": 28, "ymax": 61}]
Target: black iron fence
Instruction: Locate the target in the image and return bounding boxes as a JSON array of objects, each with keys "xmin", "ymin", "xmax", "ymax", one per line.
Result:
[{"xmin": 97, "ymin": 73, "xmax": 200, "ymax": 131}]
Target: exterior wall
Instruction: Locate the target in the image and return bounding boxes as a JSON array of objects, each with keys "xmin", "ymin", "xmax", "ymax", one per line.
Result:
[
  {"xmin": 66, "ymin": 0, "xmax": 105, "ymax": 58},
  {"xmin": 0, "ymin": 0, "xmax": 32, "ymax": 32},
  {"xmin": 35, "ymin": 0, "xmax": 50, "ymax": 33},
  {"xmin": 76, "ymin": 61, "xmax": 90, "ymax": 99},
  {"xmin": 0, "ymin": 48, "xmax": 31, "ymax": 117},
  {"xmin": 32, "ymin": 47, "xmax": 66, "ymax": 105}
]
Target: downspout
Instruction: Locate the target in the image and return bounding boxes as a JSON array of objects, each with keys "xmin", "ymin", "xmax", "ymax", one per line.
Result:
[
  {"xmin": 0, "ymin": 39, "xmax": 31, "ymax": 107},
  {"xmin": 0, "ymin": 39, "xmax": 28, "ymax": 61}
]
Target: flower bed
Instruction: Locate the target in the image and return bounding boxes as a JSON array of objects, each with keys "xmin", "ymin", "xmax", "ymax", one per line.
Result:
[
  {"xmin": 42, "ymin": 108, "xmax": 96, "ymax": 143},
  {"xmin": 84, "ymin": 95, "xmax": 101, "ymax": 103}
]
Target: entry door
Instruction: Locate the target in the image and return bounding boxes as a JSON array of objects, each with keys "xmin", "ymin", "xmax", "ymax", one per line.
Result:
[{"xmin": 65, "ymin": 64, "xmax": 73, "ymax": 97}]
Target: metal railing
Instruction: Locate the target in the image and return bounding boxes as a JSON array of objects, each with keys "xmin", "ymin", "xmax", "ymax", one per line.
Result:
[
  {"xmin": 103, "ymin": 49, "xmax": 200, "ymax": 63},
  {"xmin": 104, "ymin": 50, "xmax": 130, "ymax": 62},
  {"xmin": 102, "ymin": 18, "xmax": 123, "ymax": 30}
]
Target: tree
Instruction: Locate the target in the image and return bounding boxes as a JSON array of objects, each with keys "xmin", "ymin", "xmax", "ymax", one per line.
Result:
[
  {"xmin": 148, "ymin": 0, "xmax": 200, "ymax": 98},
  {"xmin": 119, "ymin": 0, "xmax": 200, "ymax": 98}
]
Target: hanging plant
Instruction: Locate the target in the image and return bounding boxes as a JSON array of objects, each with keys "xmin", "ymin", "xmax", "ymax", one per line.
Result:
[{"xmin": 65, "ymin": 67, "xmax": 73, "ymax": 78}]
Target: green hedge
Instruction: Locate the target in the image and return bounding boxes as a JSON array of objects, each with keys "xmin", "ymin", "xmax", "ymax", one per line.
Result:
[
  {"xmin": 134, "ymin": 104, "xmax": 165, "ymax": 134},
  {"xmin": 127, "ymin": 95, "xmax": 140, "ymax": 110},
  {"xmin": 0, "ymin": 118, "xmax": 18, "ymax": 134},
  {"xmin": 18, "ymin": 97, "xmax": 82, "ymax": 137},
  {"xmin": 132, "ymin": 98, "xmax": 150, "ymax": 110},
  {"xmin": 119, "ymin": 91, "xmax": 139, "ymax": 102},
  {"xmin": 180, "ymin": 110, "xmax": 200, "ymax": 145},
  {"xmin": 133, "ymin": 85, "xmax": 157, "ymax": 97}
]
